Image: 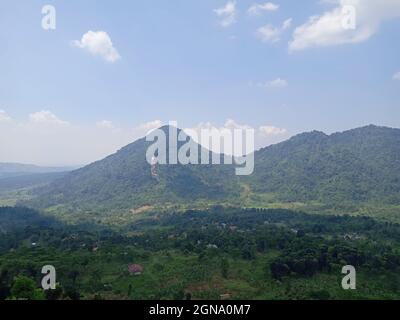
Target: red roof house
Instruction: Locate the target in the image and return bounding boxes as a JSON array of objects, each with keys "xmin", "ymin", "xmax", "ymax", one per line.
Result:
[{"xmin": 128, "ymin": 264, "xmax": 144, "ymax": 275}]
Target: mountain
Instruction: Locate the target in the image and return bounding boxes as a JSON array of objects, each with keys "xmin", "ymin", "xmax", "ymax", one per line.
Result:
[
  {"xmin": 22, "ymin": 125, "xmax": 400, "ymax": 217},
  {"xmin": 247, "ymin": 125, "xmax": 400, "ymax": 205},
  {"xmin": 0, "ymin": 163, "xmax": 76, "ymax": 205},
  {"xmin": 0, "ymin": 172, "xmax": 68, "ymax": 193},
  {"xmin": 0, "ymin": 206, "xmax": 61, "ymax": 234},
  {"xmin": 0, "ymin": 162, "xmax": 76, "ymax": 179},
  {"xmin": 24, "ymin": 126, "xmax": 240, "ymax": 212}
]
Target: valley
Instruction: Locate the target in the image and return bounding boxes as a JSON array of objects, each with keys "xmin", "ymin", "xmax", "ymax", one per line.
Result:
[
  {"xmin": 1, "ymin": 206, "xmax": 399, "ymax": 300},
  {"xmin": 1, "ymin": 124, "xmax": 400, "ymax": 300}
]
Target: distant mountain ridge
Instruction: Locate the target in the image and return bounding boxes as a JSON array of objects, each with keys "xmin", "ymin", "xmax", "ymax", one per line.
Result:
[
  {"xmin": 0, "ymin": 162, "xmax": 77, "ymax": 179},
  {"xmin": 22, "ymin": 124, "xmax": 400, "ymax": 216}
]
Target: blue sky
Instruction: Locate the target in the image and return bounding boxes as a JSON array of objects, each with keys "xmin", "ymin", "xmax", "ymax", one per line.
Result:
[{"xmin": 0, "ymin": 0, "xmax": 400, "ymax": 165}]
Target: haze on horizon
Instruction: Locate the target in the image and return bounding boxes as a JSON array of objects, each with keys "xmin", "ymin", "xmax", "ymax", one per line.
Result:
[{"xmin": 1, "ymin": 0, "xmax": 399, "ymax": 166}]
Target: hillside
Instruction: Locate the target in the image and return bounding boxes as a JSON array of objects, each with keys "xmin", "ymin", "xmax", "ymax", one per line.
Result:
[
  {"xmin": 0, "ymin": 163, "xmax": 75, "ymax": 179},
  {"xmin": 0, "ymin": 172, "xmax": 67, "ymax": 193},
  {"xmin": 247, "ymin": 125, "xmax": 400, "ymax": 206},
  {"xmin": 24, "ymin": 127, "xmax": 240, "ymax": 213},
  {"xmin": 0, "ymin": 171, "xmax": 70, "ymax": 207},
  {"xmin": 22, "ymin": 125, "xmax": 400, "ymax": 219}
]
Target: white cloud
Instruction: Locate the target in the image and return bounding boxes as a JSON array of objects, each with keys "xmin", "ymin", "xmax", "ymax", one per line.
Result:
[
  {"xmin": 184, "ymin": 119, "xmax": 288, "ymax": 154},
  {"xmin": 248, "ymin": 2, "xmax": 279, "ymax": 16},
  {"xmin": 187, "ymin": 119, "xmax": 251, "ymax": 135},
  {"xmin": 0, "ymin": 110, "xmax": 12, "ymax": 123},
  {"xmin": 224, "ymin": 118, "xmax": 252, "ymax": 130},
  {"xmin": 289, "ymin": 0, "xmax": 400, "ymax": 51},
  {"xmin": 184, "ymin": 119, "xmax": 253, "ymax": 156},
  {"xmin": 259, "ymin": 125, "xmax": 287, "ymax": 136},
  {"xmin": 29, "ymin": 110, "xmax": 69, "ymax": 126},
  {"xmin": 72, "ymin": 31, "xmax": 121, "ymax": 62},
  {"xmin": 257, "ymin": 18, "xmax": 292, "ymax": 43},
  {"xmin": 0, "ymin": 114, "xmax": 163, "ymax": 166},
  {"xmin": 258, "ymin": 78, "xmax": 288, "ymax": 88},
  {"xmin": 0, "ymin": 114, "xmax": 289, "ymax": 165},
  {"xmin": 393, "ymin": 72, "xmax": 400, "ymax": 81},
  {"xmin": 96, "ymin": 120, "xmax": 114, "ymax": 129},
  {"xmin": 214, "ymin": 1, "xmax": 237, "ymax": 27},
  {"xmin": 136, "ymin": 120, "xmax": 162, "ymax": 134}
]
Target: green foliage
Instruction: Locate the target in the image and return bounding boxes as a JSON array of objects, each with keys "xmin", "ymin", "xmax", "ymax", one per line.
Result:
[
  {"xmin": 247, "ymin": 125, "xmax": 400, "ymax": 206},
  {"xmin": 0, "ymin": 206, "xmax": 60, "ymax": 234},
  {"xmin": 10, "ymin": 275, "xmax": 44, "ymax": 300},
  {"xmin": 16, "ymin": 125, "xmax": 400, "ymax": 224},
  {"xmin": 220, "ymin": 258, "xmax": 229, "ymax": 279},
  {"xmin": 1, "ymin": 206, "xmax": 399, "ymax": 300},
  {"xmin": 22, "ymin": 127, "xmax": 239, "ymax": 214},
  {"xmin": 2, "ymin": 125, "xmax": 400, "ymax": 301}
]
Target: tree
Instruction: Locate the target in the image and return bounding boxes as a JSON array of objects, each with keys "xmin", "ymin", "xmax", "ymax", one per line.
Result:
[
  {"xmin": 221, "ymin": 258, "xmax": 230, "ymax": 279},
  {"xmin": 309, "ymin": 290, "xmax": 331, "ymax": 300},
  {"xmin": 45, "ymin": 284, "xmax": 63, "ymax": 300},
  {"xmin": 270, "ymin": 262, "xmax": 290, "ymax": 281},
  {"xmin": 241, "ymin": 246, "xmax": 256, "ymax": 260},
  {"xmin": 64, "ymin": 285, "xmax": 80, "ymax": 300},
  {"xmin": 10, "ymin": 276, "xmax": 44, "ymax": 300},
  {"xmin": 68, "ymin": 270, "xmax": 80, "ymax": 285}
]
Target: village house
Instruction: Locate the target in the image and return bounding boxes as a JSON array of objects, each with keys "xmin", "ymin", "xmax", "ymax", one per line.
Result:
[{"xmin": 128, "ymin": 264, "xmax": 144, "ymax": 276}]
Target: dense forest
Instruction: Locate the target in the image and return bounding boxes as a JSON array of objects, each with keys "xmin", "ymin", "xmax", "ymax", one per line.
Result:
[
  {"xmin": 15, "ymin": 125, "xmax": 400, "ymax": 224},
  {"xmin": 1, "ymin": 206, "xmax": 399, "ymax": 300},
  {"xmin": 249, "ymin": 125, "xmax": 400, "ymax": 205},
  {"xmin": 1, "ymin": 125, "xmax": 400, "ymax": 300}
]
